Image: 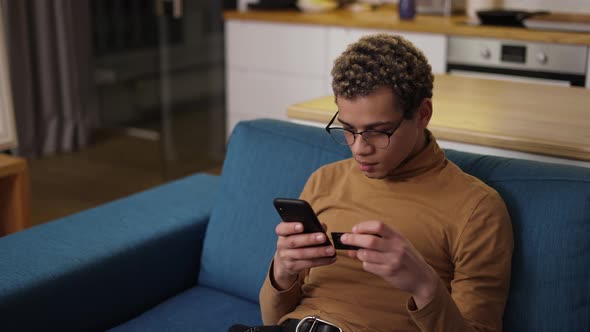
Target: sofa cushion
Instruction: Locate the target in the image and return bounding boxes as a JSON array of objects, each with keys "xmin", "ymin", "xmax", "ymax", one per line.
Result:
[
  {"xmin": 199, "ymin": 119, "xmax": 351, "ymax": 303},
  {"xmin": 109, "ymin": 286, "xmax": 261, "ymax": 332},
  {"xmin": 445, "ymin": 150, "xmax": 590, "ymax": 332}
]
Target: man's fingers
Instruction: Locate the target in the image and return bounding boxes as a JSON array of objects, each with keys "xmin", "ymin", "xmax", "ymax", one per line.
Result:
[
  {"xmin": 352, "ymin": 221, "xmax": 398, "ymax": 238},
  {"xmin": 278, "ymin": 245, "xmax": 335, "ymax": 260},
  {"xmin": 360, "ymin": 260, "xmax": 402, "ymax": 278},
  {"xmin": 341, "ymin": 233, "xmax": 386, "ymax": 251},
  {"xmin": 356, "ymin": 248, "xmax": 388, "ymax": 263},
  {"xmin": 277, "ymin": 232, "xmax": 329, "ymax": 250},
  {"xmin": 279, "ymin": 255, "xmax": 336, "ymax": 272},
  {"xmin": 275, "ymin": 221, "xmax": 304, "ymax": 236}
]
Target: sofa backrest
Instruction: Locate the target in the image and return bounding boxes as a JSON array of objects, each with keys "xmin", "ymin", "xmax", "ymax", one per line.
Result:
[
  {"xmin": 199, "ymin": 120, "xmax": 351, "ymax": 302},
  {"xmin": 444, "ymin": 150, "xmax": 590, "ymax": 332},
  {"xmin": 200, "ymin": 119, "xmax": 590, "ymax": 332}
]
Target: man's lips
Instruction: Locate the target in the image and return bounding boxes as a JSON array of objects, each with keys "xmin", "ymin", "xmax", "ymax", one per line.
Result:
[{"xmin": 357, "ymin": 161, "xmax": 378, "ymax": 172}]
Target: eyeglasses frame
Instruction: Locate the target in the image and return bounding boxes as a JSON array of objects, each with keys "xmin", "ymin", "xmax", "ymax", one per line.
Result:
[{"xmin": 324, "ymin": 111, "xmax": 404, "ymax": 149}]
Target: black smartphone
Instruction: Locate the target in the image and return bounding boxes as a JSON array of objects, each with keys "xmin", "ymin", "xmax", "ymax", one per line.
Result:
[{"xmin": 273, "ymin": 198, "xmax": 333, "ymax": 249}]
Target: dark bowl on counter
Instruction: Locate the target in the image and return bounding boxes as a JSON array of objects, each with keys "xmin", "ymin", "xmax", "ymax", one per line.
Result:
[{"xmin": 477, "ymin": 9, "xmax": 550, "ymax": 27}]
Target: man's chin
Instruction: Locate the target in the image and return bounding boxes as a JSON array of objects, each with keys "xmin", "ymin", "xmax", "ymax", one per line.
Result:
[{"xmin": 363, "ymin": 171, "xmax": 387, "ymax": 179}]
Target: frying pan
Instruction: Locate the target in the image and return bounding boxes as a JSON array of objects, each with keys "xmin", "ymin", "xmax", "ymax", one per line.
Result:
[{"xmin": 477, "ymin": 10, "xmax": 550, "ymax": 27}]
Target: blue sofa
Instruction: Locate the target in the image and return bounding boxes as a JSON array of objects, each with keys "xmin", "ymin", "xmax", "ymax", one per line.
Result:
[{"xmin": 1, "ymin": 119, "xmax": 589, "ymax": 331}]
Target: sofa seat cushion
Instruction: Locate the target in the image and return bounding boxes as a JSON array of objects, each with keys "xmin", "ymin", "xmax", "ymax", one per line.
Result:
[{"xmin": 109, "ymin": 286, "xmax": 262, "ymax": 332}]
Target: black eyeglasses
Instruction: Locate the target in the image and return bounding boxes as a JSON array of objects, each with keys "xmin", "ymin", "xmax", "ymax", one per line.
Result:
[{"xmin": 324, "ymin": 111, "xmax": 404, "ymax": 149}]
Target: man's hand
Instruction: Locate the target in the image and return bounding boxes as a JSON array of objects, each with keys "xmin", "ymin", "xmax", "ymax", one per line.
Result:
[
  {"xmin": 273, "ymin": 222, "xmax": 336, "ymax": 290},
  {"xmin": 340, "ymin": 221, "xmax": 439, "ymax": 309}
]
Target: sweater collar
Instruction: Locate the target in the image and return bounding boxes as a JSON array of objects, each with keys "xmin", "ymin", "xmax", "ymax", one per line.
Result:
[{"xmin": 382, "ymin": 130, "xmax": 446, "ymax": 181}]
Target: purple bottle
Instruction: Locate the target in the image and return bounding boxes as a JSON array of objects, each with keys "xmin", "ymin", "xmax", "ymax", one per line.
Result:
[{"xmin": 399, "ymin": 0, "xmax": 416, "ymax": 19}]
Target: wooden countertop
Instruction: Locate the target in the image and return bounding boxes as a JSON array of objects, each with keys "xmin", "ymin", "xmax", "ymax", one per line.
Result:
[
  {"xmin": 224, "ymin": 7, "xmax": 590, "ymax": 45},
  {"xmin": 287, "ymin": 75, "xmax": 590, "ymax": 161}
]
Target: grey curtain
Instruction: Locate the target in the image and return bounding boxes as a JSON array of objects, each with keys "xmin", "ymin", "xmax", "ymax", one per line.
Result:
[{"xmin": 2, "ymin": 0, "xmax": 99, "ymax": 157}]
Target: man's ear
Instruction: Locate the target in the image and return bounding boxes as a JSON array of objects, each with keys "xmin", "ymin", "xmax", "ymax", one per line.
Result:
[{"xmin": 416, "ymin": 98, "xmax": 433, "ymax": 129}]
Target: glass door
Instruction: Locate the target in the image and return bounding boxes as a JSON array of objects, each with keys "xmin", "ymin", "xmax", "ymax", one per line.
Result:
[{"xmin": 92, "ymin": 0, "xmax": 226, "ymax": 179}]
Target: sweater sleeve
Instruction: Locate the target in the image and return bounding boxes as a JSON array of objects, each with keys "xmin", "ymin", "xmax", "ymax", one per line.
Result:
[
  {"xmin": 408, "ymin": 191, "xmax": 514, "ymax": 332},
  {"xmin": 259, "ymin": 261, "xmax": 306, "ymax": 324},
  {"xmin": 259, "ymin": 171, "xmax": 321, "ymax": 324}
]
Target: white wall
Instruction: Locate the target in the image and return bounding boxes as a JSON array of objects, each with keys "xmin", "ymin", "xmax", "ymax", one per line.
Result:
[
  {"xmin": 502, "ymin": 0, "xmax": 590, "ymax": 14},
  {"xmin": 237, "ymin": 0, "xmax": 253, "ymax": 11}
]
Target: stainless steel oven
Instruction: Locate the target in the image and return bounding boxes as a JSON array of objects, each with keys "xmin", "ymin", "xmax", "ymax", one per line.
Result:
[{"xmin": 447, "ymin": 36, "xmax": 588, "ymax": 87}]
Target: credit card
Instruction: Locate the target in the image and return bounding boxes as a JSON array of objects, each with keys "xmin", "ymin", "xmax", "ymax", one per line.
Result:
[{"xmin": 331, "ymin": 232, "xmax": 362, "ymax": 250}]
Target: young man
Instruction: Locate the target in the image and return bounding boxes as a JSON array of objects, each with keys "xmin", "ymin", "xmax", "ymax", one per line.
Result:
[{"xmin": 258, "ymin": 34, "xmax": 513, "ymax": 332}]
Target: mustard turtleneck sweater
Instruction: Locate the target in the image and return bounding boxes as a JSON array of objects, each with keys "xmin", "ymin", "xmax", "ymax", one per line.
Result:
[{"xmin": 259, "ymin": 133, "xmax": 514, "ymax": 332}]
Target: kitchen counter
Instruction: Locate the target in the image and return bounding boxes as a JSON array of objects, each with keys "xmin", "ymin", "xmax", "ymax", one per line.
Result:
[
  {"xmin": 224, "ymin": 7, "xmax": 590, "ymax": 45},
  {"xmin": 287, "ymin": 74, "xmax": 590, "ymax": 162}
]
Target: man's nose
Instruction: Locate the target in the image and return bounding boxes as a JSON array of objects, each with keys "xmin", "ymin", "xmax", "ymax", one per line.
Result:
[{"xmin": 350, "ymin": 134, "xmax": 373, "ymax": 155}]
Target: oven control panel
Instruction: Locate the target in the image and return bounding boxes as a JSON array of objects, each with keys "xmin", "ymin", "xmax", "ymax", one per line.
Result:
[{"xmin": 447, "ymin": 36, "xmax": 588, "ymax": 75}]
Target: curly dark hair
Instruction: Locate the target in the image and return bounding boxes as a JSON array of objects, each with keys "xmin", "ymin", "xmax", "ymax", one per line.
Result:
[{"xmin": 331, "ymin": 34, "xmax": 434, "ymax": 118}]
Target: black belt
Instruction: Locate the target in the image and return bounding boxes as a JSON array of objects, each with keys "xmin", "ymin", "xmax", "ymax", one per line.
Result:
[{"xmin": 282, "ymin": 316, "xmax": 342, "ymax": 332}]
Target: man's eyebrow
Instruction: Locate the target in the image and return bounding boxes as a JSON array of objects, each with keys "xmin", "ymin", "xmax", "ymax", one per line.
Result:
[{"xmin": 337, "ymin": 117, "xmax": 395, "ymax": 129}]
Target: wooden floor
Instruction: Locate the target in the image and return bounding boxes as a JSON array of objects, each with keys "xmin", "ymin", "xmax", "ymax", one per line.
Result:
[{"xmin": 28, "ymin": 109, "xmax": 225, "ymax": 227}]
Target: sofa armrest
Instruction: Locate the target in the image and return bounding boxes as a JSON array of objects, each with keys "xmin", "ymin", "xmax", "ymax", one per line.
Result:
[{"xmin": 0, "ymin": 173, "xmax": 220, "ymax": 331}]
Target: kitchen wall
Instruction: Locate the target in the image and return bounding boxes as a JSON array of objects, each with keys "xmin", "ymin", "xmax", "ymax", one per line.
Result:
[
  {"xmin": 502, "ymin": 0, "xmax": 590, "ymax": 14},
  {"xmin": 239, "ymin": 0, "xmax": 590, "ymax": 14},
  {"xmin": 397, "ymin": 0, "xmax": 590, "ymax": 13}
]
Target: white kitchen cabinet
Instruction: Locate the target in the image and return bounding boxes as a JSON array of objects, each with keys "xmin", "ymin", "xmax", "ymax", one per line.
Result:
[
  {"xmin": 226, "ymin": 20, "xmax": 330, "ymax": 135},
  {"xmin": 326, "ymin": 27, "xmax": 447, "ymax": 76},
  {"xmin": 227, "ymin": 68, "xmax": 326, "ymax": 132},
  {"xmin": 226, "ymin": 21, "xmax": 328, "ymax": 76},
  {"xmin": 225, "ymin": 20, "xmax": 447, "ymax": 135}
]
